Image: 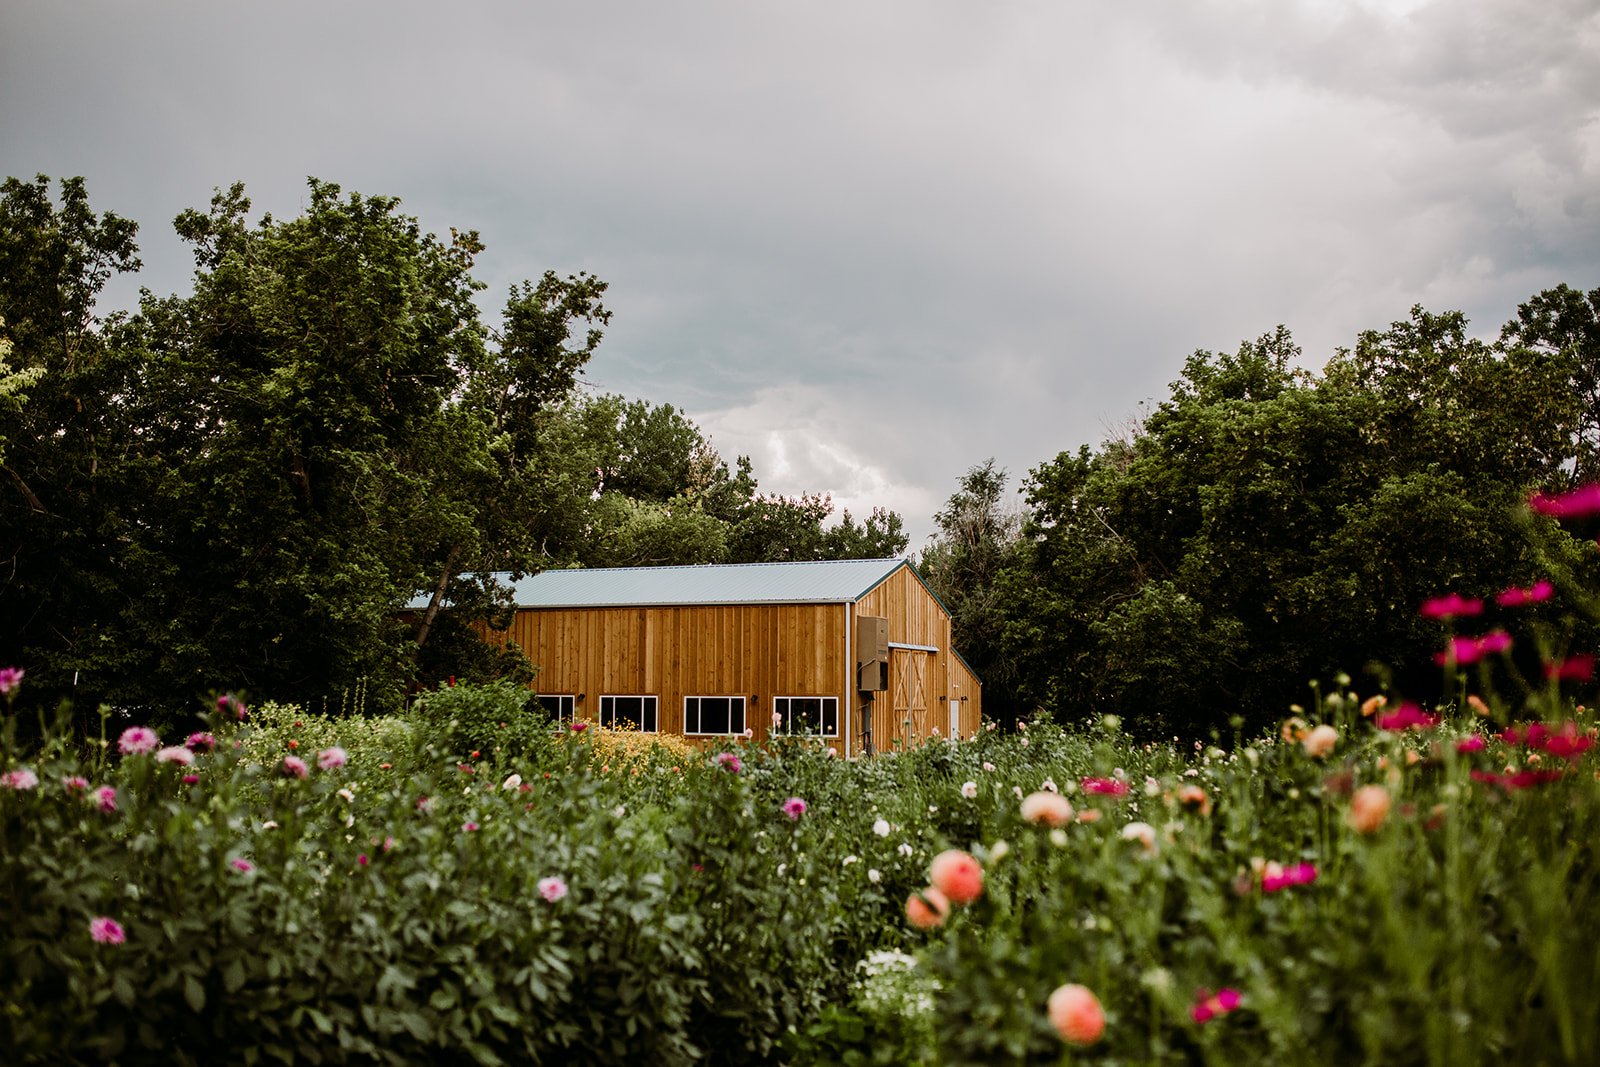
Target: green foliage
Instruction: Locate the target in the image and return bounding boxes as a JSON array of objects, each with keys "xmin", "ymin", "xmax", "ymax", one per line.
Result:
[{"xmin": 1006, "ymin": 305, "xmax": 1596, "ymax": 737}]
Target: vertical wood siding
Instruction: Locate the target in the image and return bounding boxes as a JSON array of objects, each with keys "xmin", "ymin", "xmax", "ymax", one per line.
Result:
[{"xmin": 479, "ymin": 562, "xmax": 982, "ymax": 754}]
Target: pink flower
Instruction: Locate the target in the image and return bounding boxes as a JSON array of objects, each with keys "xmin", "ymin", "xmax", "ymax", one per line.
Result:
[
  {"xmin": 217, "ymin": 693, "xmax": 248, "ymax": 721},
  {"xmin": 1544, "ymin": 655, "xmax": 1596, "ymax": 683},
  {"xmin": 1530, "ymin": 484, "xmax": 1600, "ymax": 518},
  {"xmin": 929, "ymin": 849, "xmax": 984, "ymax": 905},
  {"xmin": 1191, "ymin": 987, "xmax": 1242, "ymax": 1024},
  {"xmin": 771, "ymin": 711, "xmax": 782, "ymax": 731},
  {"xmin": 570, "ymin": 721, "xmax": 588, "ymax": 733},
  {"xmin": 1261, "ymin": 862, "xmax": 1318, "ymax": 893},
  {"xmin": 117, "ymin": 726, "xmax": 160, "ymax": 755},
  {"xmin": 1301, "ymin": 724, "xmax": 1339, "ymax": 758},
  {"xmin": 1455, "ymin": 735, "xmax": 1486, "ymax": 754},
  {"xmin": 1081, "ymin": 777, "xmax": 1128, "ymax": 796},
  {"xmin": 317, "ymin": 747, "xmax": 348, "ymax": 771},
  {"xmin": 713, "ymin": 752, "xmax": 742, "ymax": 774},
  {"xmin": 416, "ymin": 795, "xmax": 433, "ymax": 812},
  {"xmin": 156, "ymin": 745, "xmax": 195, "ymax": 766},
  {"xmin": 538, "ymin": 875, "xmax": 568, "ymax": 902},
  {"xmin": 230, "ymin": 858, "xmax": 254, "ymax": 873},
  {"xmin": 1497, "ymin": 580, "xmax": 1554, "ymax": 608},
  {"xmin": 1047, "ymin": 983, "xmax": 1105, "ymax": 1047},
  {"xmin": 1347, "ymin": 785, "xmax": 1390, "ymax": 834},
  {"xmin": 95, "ymin": 786, "xmax": 118, "ymax": 813},
  {"xmin": 1419, "ymin": 593, "xmax": 1483, "ymax": 620},
  {"xmin": 0, "ymin": 667, "xmax": 23, "ymax": 698},
  {"xmin": 462, "ymin": 821, "xmax": 479, "ymax": 833},
  {"xmin": 89, "ymin": 916, "xmax": 125, "ymax": 945},
  {"xmin": 1, "ymin": 768, "xmax": 39, "ymax": 790},
  {"xmin": 782, "ymin": 797, "xmax": 808, "ymax": 821},
  {"xmin": 281, "ymin": 755, "xmax": 308, "ymax": 779},
  {"xmin": 357, "ymin": 853, "xmax": 369, "ymax": 866},
  {"xmin": 181, "ymin": 774, "xmax": 200, "ymax": 785},
  {"xmin": 186, "ymin": 732, "xmax": 217, "ymax": 752},
  {"xmin": 1434, "ymin": 631, "xmax": 1512, "ymax": 666},
  {"xmin": 1374, "ymin": 703, "xmax": 1439, "ymax": 731},
  {"xmin": 62, "ymin": 775, "xmax": 89, "ymax": 794},
  {"xmin": 1536, "ymin": 721, "xmax": 1595, "ymax": 761}
]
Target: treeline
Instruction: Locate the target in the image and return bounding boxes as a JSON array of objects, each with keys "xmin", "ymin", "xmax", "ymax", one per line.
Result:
[
  {"xmin": 921, "ymin": 288, "xmax": 1600, "ymax": 736},
  {"xmin": 0, "ymin": 176, "xmax": 905, "ymax": 716}
]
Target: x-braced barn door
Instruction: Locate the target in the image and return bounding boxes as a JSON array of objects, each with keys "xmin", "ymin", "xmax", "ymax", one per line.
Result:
[{"xmin": 893, "ymin": 649, "xmax": 930, "ymax": 748}]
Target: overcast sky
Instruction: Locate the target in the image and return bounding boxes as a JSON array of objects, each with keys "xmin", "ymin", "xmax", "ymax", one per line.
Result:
[{"xmin": 4, "ymin": 1, "xmax": 1598, "ymax": 545}]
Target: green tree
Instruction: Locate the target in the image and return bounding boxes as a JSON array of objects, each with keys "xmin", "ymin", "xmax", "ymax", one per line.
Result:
[
  {"xmin": 920, "ymin": 460, "xmax": 1024, "ymax": 722},
  {"xmin": 1008, "ymin": 306, "xmax": 1584, "ymax": 737}
]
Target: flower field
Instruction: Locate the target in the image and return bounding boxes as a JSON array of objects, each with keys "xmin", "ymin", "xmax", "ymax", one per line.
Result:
[{"xmin": 3, "ymin": 671, "xmax": 1599, "ymax": 1066}]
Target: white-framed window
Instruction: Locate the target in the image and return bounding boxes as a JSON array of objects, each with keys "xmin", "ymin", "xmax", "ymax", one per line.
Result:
[
  {"xmin": 684, "ymin": 695, "xmax": 747, "ymax": 736},
  {"xmin": 774, "ymin": 696, "xmax": 840, "ymax": 738},
  {"xmin": 599, "ymin": 695, "xmax": 658, "ymax": 733},
  {"xmin": 535, "ymin": 694, "xmax": 575, "ymax": 725}
]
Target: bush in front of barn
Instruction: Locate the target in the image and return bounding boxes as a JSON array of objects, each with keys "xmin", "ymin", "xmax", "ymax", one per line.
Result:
[{"xmin": 0, "ymin": 690, "xmax": 866, "ymax": 1065}]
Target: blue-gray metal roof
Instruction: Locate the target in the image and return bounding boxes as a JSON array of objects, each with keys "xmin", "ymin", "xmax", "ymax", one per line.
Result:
[{"xmin": 413, "ymin": 558, "xmax": 910, "ymax": 610}]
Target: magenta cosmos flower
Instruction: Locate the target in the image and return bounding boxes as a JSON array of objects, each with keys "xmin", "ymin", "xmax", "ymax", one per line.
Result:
[
  {"xmin": 281, "ymin": 755, "xmax": 308, "ymax": 779},
  {"xmin": 89, "ymin": 916, "xmax": 126, "ymax": 945},
  {"xmin": 713, "ymin": 752, "xmax": 742, "ymax": 773},
  {"xmin": 156, "ymin": 745, "xmax": 195, "ymax": 766},
  {"xmin": 186, "ymin": 731, "xmax": 217, "ymax": 752},
  {"xmin": 1, "ymin": 768, "xmax": 39, "ymax": 790},
  {"xmin": 1434, "ymin": 631, "xmax": 1512, "ymax": 666},
  {"xmin": 1261, "ymin": 862, "xmax": 1317, "ymax": 893},
  {"xmin": 94, "ymin": 785, "xmax": 118, "ymax": 813},
  {"xmin": 1080, "ymin": 777, "xmax": 1129, "ymax": 796},
  {"xmin": 1191, "ymin": 987, "xmax": 1242, "ymax": 1023},
  {"xmin": 1498, "ymin": 580, "xmax": 1554, "ymax": 608},
  {"xmin": 1418, "ymin": 592, "xmax": 1483, "ymax": 620},
  {"xmin": 1374, "ymin": 703, "xmax": 1438, "ymax": 732},
  {"xmin": 782, "ymin": 797, "xmax": 808, "ymax": 821},
  {"xmin": 317, "ymin": 747, "xmax": 348, "ymax": 771},
  {"xmin": 538, "ymin": 876, "xmax": 568, "ymax": 902},
  {"xmin": 230, "ymin": 858, "xmax": 254, "ymax": 873},
  {"xmin": 217, "ymin": 693, "xmax": 248, "ymax": 721},
  {"xmin": 117, "ymin": 726, "xmax": 160, "ymax": 755},
  {"xmin": 0, "ymin": 666, "xmax": 23, "ymax": 698},
  {"xmin": 1530, "ymin": 484, "xmax": 1600, "ymax": 518}
]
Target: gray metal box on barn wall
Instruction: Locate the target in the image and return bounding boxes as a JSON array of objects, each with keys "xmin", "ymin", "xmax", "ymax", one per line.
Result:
[{"xmin": 857, "ymin": 616, "xmax": 888, "ymax": 691}]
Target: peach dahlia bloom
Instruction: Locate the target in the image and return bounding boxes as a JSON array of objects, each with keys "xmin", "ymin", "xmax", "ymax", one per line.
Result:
[
  {"xmin": 1047, "ymin": 983, "xmax": 1105, "ymax": 1046},
  {"xmin": 928, "ymin": 849, "xmax": 984, "ymax": 905}
]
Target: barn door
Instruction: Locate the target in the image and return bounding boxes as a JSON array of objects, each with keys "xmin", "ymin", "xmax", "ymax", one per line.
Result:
[{"xmin": 892, "ymin": 649, "xmax": 931, "ymax": 747}]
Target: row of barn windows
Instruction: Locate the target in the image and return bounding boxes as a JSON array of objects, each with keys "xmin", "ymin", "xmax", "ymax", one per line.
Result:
[{"xmin": 534, "ymin": 694, "xmax": 840, "ymax": 738}]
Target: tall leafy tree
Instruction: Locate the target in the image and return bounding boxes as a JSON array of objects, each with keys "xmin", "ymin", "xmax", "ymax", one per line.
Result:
[{"xmin": 920, "ymin": 460, "xmax": 1024, "ymax": 722}]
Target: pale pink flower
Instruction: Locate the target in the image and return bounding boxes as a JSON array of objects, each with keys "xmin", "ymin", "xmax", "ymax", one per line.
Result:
[
  {"xmin": 1348, "ymin": 785, "xmax": 1391, "ymax": 834},
  {"xmin": 62, "ymin": 775, "xmax": 89, "ymax": 794},
  {"xmin": 1120, "ymin": 821, "xmax": 1158, "ymax": 854},
  {"xmin": 713, "ymin": 752, "xmax": 742, "ymax": 774},
  {"xmin": 1048, "ymin": 983, "xmax": 1105, "ymax": 1047},
  {"xmin": 782, "ymin": 796, "xmax": 807, "ymax": 820},
  {"xmin": 230, "ymin": 858, "xmax": 254, "ymax": 873},
  {"xmin": 1, "ymin": 768, "xmax": 39, "ymax": 790},
  {"xmin": 0, "ymin": 667, "xmax": 23, "ymax": 698},
  {"xmin": 462, "ymin": 821, "xmax": 479, "ymax": 833},
  {"xmin": 217, "ymin": 693, "xmax": 248, "ymax": 720},
  {"xmin": 317, "ymin": 747, "xmax": 348, "ymax": 771},
  {"xmin": 960, "ymin": 780, "xmax": 978, "ymax": 798},
  {"xmin": 538, "ymin": 875, "xmax": 568, "ymax": 902},
  {"xmin": 1301, "ymin": 724, "xmax": 1338, "ymax": 759},
  {"xmin": 186, "ymin": 732, "xmax": 217, "ymax": 752},
  {"xmin": 771, "ymin": 711, "xmax": 782, "ymax": 730},
  {"xmin": 416, "ymin": 795, "xmax": 433, "ymax": 812},
  {"xmin": 89, "ymin": 916, "xmax": 125, "ymax": 944},
  {"xmin": 117, "ymin": 726, "xmax": 160, "ymax": 755},
  {"xmin": 1020, "ymin": 790, "xmax": 1074, "ymax": 826},
  {"xmin": 156, "ymin": 745, "xmax": 195, "ymax": 766},
  {"xmin": 281, "ymin": 755, "xmax": 308, "ymax": 779},
  {"xmin": 95, "ymin": 786, "xmax": 118, "ymax": 812}
]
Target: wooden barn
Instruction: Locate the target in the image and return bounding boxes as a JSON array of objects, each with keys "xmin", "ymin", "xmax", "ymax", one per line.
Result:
[{"xmin": 455, "ymin": 558, "xmax": 981, "ymax": 756}]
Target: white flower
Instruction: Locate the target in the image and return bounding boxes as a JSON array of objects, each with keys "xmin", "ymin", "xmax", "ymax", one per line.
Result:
[
  {"xmin": 989, "ymin": 839, "xmax": 1010, "ymax": 862},
  {"xmin": 842, "ymin": 855, "xmax": 858, "ymax": 866},
  {"xmin": 613, "ymin": 804, "xmax": 626, "ymax": 818},
  {"xmin": 1041, "ymin": 778, "xmax": 1058, "ymax": 793},
  {"xmin": 1020, "ymin": 738, "xmax": 1029, "ymax": 748},
  {"xmin": 927, "ymin": 805, "xmax": 938, "ymax": 814},
  {"xmin": 867, "ymin": 868, "xmax": 881, "ymax": 883},
  {"xmin": 961, "ymin": 781, "xmax": 978, "ymax": 799},
  {"xmin": 337, "ymin": 788, "xmax": 355, "ymax": 803},
  {"xmin": 1012, "ymin": 786, "xmax": 1024, "ymax": 800},
  {"xmin": 261, "ymin": 820, "xmax": 279, "ymax": 830},
  {"xmin": 1120, "ymin": 821, "xmax": 1158, "ymax": 854},
  {"xmin": 873, "ymin": 818, "xmax": 891, "ymax": 837},
  {"xmin": 501, "ymin": 773, "xmax": 523, "ymax": 791},
  {"xmin": 777, "ymin": 863, "xmax": 787, "ymax": 877},
  {"xmin": 1049, "ymin": 828, "xmax": 1068, "ymax": 847},
  {"xmin": 897, "ymin": 842, "xmax": 914, "ymax": 857},
  {"xmin": 1144, "ymin": 777, "xmax": 1161, "ymax": 797},
  {"xmin": 982, "ymin": 761, "xmax": 995, "ymax": 772},
  {"xmin": 344, "ymin": 813, "xmax": 355, "ymax": 828}
]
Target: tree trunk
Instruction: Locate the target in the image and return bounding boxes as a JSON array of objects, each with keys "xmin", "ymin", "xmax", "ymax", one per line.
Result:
[{"xmin": 413, "ymin": 543, "xmax": 461, "ymax": 652}]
